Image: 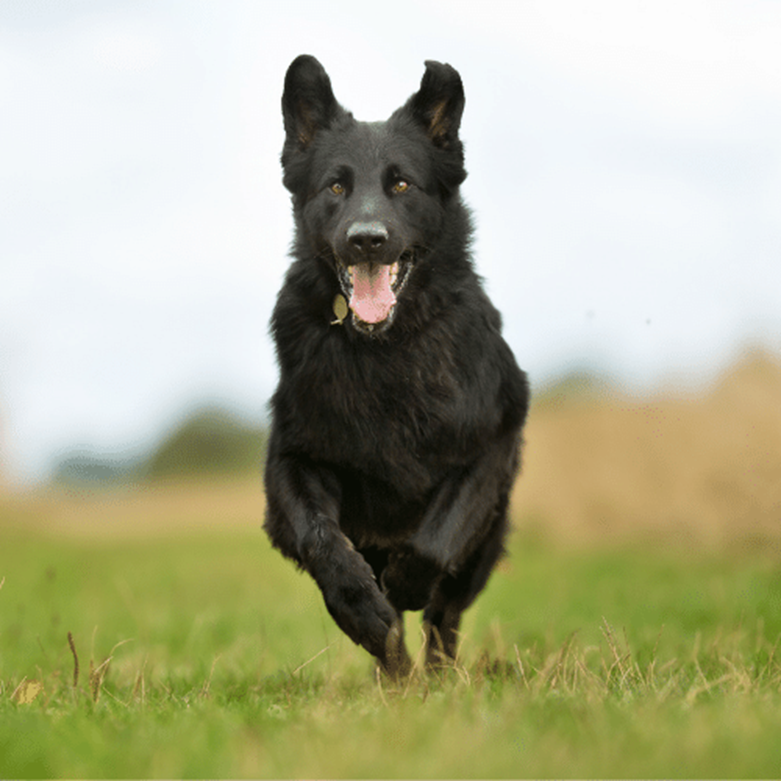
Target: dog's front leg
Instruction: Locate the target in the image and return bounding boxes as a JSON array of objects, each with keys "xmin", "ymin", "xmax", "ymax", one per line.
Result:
[
  {"xmin": 301, "ymin": 514, "xmax": 411, "ymax": 676},
  {"xmin": 264, "ymin": 454, "xmax": 410, "ymax": 676}
]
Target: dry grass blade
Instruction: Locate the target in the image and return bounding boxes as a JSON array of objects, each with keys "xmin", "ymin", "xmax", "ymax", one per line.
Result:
[
  {"xmin": 374, "ymin": 664, "xmax": 389, "ymax": 709},
  {"xmin": 89, "ymin": 657, "xmax": 114, "ymax": 703},
  {"xmin": 600, "ymin": 617, "xmax": 637, "ymax": 691},
  {"xmin": 67, "ymin": 631, "xmax": 79, "ymax": 688},
  {"xmin": 292, "ymin": 645, "xmax": 331, "ymax": 676},
  {"xmin": 131, "ymin": 656, "xmax": 148, "ymax": 707},
  {"xmin": 514, "ymin": 643, "xmax": 529, "ymax": 690},
  {"xmin": 200, "ymin": 655, "xmax": 221, "ymax": 699},
  {"xmin": 684, "ymin": 672, "xmax": 736, "ymax": 706}
]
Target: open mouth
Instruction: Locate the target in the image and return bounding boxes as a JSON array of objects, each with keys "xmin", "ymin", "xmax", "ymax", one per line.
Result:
[{"xmin": 336, "ymin": 252, "xmax": 414, "ymax": 334}]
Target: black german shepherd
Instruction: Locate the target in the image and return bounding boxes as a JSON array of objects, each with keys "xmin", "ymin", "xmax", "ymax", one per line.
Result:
[{"xmin": 264, "ymin": 55, "xmax": 529, "ymax": 676}]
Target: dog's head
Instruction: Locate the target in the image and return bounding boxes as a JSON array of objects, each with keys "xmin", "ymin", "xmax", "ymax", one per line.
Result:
[{"xmin": 280, "ymin": 55, "xmax": 467, "ymax": 336}]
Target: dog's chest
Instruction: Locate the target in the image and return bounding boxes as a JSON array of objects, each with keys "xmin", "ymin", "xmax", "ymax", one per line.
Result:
[{"xmin": 286, "ymin": 331, "xmax": 469, "ymax": 488}]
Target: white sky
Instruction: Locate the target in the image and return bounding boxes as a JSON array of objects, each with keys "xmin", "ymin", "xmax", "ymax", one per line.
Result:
[{"xmin": 1, "ymin": 0, "xmax": 780, "ymax": 483}]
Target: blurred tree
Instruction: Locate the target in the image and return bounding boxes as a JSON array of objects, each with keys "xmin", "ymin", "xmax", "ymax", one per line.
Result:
[
  {"xmin": 52, "ymin": 451, "xmax": 133, "ymax": 485},
  {"xmin": 535, "ymin": 370, "xmax": 615, "ymax": 409},
  {"xmin": 141, "ymin": 407, "xmax": 267, "ymax": 480}
]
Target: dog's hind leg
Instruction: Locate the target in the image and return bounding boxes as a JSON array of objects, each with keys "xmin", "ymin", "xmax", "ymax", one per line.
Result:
[
  {"xmin": 423, "ymin": 601, "xmax": 461, "ymax": 666},
  {"xmin": 423, "ymin": 508, "xmax": 507, "ymax": 666}
]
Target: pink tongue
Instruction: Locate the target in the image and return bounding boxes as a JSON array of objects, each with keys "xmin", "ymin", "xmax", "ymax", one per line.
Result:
[{"xmin": 349, "ymin": 264, "xmax": 396, "ymax": 324}]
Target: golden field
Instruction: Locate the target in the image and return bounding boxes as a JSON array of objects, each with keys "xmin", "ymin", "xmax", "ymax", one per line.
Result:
[{"xmin": 516, "ymin": 348, "xmax": 781, "ymax": 551}]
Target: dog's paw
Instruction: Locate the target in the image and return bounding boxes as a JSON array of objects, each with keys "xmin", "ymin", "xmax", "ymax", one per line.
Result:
[
  {"xmin": 381, "ymin": 548, "xmax": 442, "ymax": 612},
  {"xmin": 314, "ymin": 548, "xmax": 400, "ymax": 661}
]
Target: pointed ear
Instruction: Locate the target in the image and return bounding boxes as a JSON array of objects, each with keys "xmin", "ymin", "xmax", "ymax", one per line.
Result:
[
  {"xmin": 407, "ymin": 61, "xmax": 465, "ymax": 148},
  {"xmin": 282, "ymin": 55, "xmax": 342, "ymax": 151}
]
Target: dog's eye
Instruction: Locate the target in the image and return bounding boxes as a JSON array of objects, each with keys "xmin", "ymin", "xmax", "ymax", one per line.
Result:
[
  {"xmin": 392, "ymin": 180, "xmax": 410, "ymax": 194},
  {"xmin": 330, "ymin": 182, "xmax": 346, "ymax": 195}
]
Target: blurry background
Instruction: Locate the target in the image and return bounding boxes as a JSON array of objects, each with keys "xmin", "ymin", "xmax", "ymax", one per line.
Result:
[{"xmin": 1, "ymin": 0, "xmax": 780, "ymax": 498}]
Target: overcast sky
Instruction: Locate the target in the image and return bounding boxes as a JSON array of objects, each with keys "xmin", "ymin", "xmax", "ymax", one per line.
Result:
[{"xmin": 1, "ymin": 0, "xmax": 780, "ymax": 484}]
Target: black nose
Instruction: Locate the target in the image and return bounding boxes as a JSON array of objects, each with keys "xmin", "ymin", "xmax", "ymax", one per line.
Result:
[{"xmin": 347, "ymin": 221, "xmax": 389, "ymax": 253}]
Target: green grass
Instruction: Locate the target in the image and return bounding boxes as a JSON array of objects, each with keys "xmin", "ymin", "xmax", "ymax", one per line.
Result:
[{"xmin": 2, "ymin": 509, "xmax": 781, "ymax": 777}]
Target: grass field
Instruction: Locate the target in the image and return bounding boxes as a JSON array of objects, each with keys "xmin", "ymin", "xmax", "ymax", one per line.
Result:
[{"xmin": 2, "ymin": 350, "xmax": 781, "ymax": 777}]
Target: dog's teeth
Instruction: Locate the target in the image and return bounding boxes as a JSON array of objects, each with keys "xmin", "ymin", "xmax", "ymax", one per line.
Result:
[{"xmin": 389, "ymin": 261, "xmax": 399, "ymax": 287}]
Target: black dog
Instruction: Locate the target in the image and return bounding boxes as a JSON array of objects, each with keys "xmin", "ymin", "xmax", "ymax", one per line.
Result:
[{"xmin": 264, "ymin": 55, "xmax": 529, "ymax": 676}]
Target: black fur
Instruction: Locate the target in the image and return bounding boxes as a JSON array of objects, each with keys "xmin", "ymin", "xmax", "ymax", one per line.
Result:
[{"xmin": 264, "ymin": 55, "xmax": 530, "ymax": 676}]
